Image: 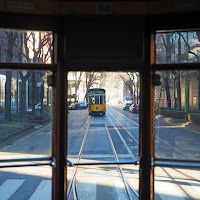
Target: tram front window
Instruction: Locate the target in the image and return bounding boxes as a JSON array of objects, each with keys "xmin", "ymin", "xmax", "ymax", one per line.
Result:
[
  {"xmin": 95, "ymin": 95, "xmax": 99, "ymax": 104},
  {"xmin": 67, "ymin": 71, "xmax": 140, "ymax": 200},
  {"xmin": 100, "ymin": 95, "xmax": 104, "ymax": 104},
  {"xmin": 91, "ymin": 96, "xmax": 95, "ymax": 104}
]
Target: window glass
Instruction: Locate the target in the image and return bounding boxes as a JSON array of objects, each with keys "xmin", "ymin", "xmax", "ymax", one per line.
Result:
[
  {"xmin": 67, "ymin": 71, "xmax": 140, "ymax": 199},
  {"xmin": 155, "ymin": 166, "xmax": 200, "ymax": 199},
  {"xmin": 100, "ymin": 95, "xmax": 104, "ymax": 104},
  {"xmin": 0, "ymin": 70, "xmax": 53, "ymax": 159},
  {"xmin": 91, "ymin": 96, "xmax": 95, "ymax": 105},
  {"xmin": 0, "ymin": 166, "xmax": 52, "ymax": 199},
  {"xmin": 154, "ymin": 70, "xmax": 200, "ymax": 161},
  {"xmin": 95, "ymin": 95, "xmax": 99, "ymax": 104},
  {"xmin": 156, "ymin": 31, "xmax": 200, "ymax": 64},
  {"xmin": 0, "ymin": 29, "xmax": 53, "ymax": 64}
]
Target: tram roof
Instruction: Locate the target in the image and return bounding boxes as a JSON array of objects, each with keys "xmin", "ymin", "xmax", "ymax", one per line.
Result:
[{"xmin": 88, "ymin": 88, "xmax": 105, "ymax": 94}]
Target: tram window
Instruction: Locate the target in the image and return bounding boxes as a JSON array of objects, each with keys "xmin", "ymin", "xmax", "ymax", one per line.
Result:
[
  {"xmin": 0, "ymin": 70, "xmax": 53, "ymax": 159},
  {"xmin": 95, "ymin": 95, "xmax": 99, "ymax": 104},
  {"xmin": 0, "ymin": 29, "xmax": 53, "ymax": 64},
  {"xmin": 67, "ymin": 71, "xmax": 140, "ymax": 200},
  {"xmin": 0, "ymin": 70, "xmax": 54, "ymax": 199},
  {"xmin": 154, "ymin": 72, "xmax": 200, "ymax": 161},
  {"xmin": 88, "ymin": 95, "xmax": 94, "ymax": 105},
  {"xmin": 156, "ymin": 30, "xmax": 200, "ymax": 64},
  {"xmin": 100, "ymin": 95, "xmax": 104, "ymax": 104},
  {"xmin": 0, "ymin": 166, "xmax": 52, "ymax": 199},
  {"xmin": 154, "ymin": 69, "xmax": 200, "ymax": 198}
]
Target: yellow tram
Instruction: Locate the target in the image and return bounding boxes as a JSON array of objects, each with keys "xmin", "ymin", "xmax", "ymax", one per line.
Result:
[{"xmin": 88, "ymin": 88, "xmax": 106, "ymax": 116}]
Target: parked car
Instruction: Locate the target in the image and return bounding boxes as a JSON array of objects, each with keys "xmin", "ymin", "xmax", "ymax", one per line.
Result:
[
  {"xmin": 68, "ymin": 103, "xmax": 82, "ymax": 110},
  {"xmin": 79, "ymin": 101, "xmax": 88, "ymax": 109},
  {"xmin": 35, "ymin": 103, "xmax": 50, "ymax": 109},
  {"xmin": 129, "ymin": 104, "xmax": 139, "ymax": 113},
  {"xmin": 123, "ymin": 103, "xmax": 132, "ymax": 110}
]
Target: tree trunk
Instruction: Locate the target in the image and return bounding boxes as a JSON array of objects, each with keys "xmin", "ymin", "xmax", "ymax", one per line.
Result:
[
  {"xmin": 47, "ymin": 88, "xmax": 49, "ymax": 107},
  {"xmin": 162, "ymin": 34, "xmax": 172, "ymax": 109},
  {"xmin": 32, "ymin": 73, "xmax": 36, "ymax": 117},
  {"xmin": 177, "ymin": 35, "xmax": 182, "ymax": 111},
  {"xmin": 5, "ymin": 71, "xmax": 12, "ymax": 121},
  {"xmin": 5, "ymin": 32, "xmax": 15, "ymax": 121},
  {"xmin": 177, "ymin": 72, "xmax": 181, "ymax": 110},
  {"xmin": 20, "ymin": 81, "xmax": 26, "ymax": 117},
  {"xmin": 40, "ymin": 82, "xmax": 44, "ymax": 114},
  {"xmin": 164, "ymin": 72, "xmax": 171, "ymax": 109},
  {"xmin": 16, "ymin": 72, "xmax": 19, "ymax": 114},
  {"xmin": 198, "ymin": 71, "xmax": 200, "ymax": 111}
]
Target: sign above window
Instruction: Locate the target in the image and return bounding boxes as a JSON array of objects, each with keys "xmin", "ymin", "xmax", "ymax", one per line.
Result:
[{"xmin": 96, "ymin": 4, "xmax": 112, "ymax": 15}]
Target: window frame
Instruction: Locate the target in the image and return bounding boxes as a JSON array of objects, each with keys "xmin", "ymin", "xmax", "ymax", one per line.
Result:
[
  {"xmin": 151, "ymin": 12, "xmax": 200, "ymax": 200},
  {"xmin": 0, "ymin": 13, "xmax": 63, "ymax": 200},
  {"xmin": 0, "ymin": 11, "xmax": 200, "ymax": 200}
]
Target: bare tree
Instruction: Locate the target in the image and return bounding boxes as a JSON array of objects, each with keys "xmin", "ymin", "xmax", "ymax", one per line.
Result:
[
  {"xmin": 4, "ymin": 31, "xmax": 17, "ymax": 121},
  {"xmin": 74, "ymin": 72, "xmax": 83, "ymax": 102},
  {"xmin": 119, "ymin": 72, "xmax": 134, "ymax": 96},
  {"xmin": 117, "ymin": 72, "xmax": 140, "ymax": 103},
  {"xmin": 162, "ymin": 34, "xmax": 174, "ymax": 108},
  {"xmin": 84, "ymin": 72, "xmax": 102, "ymax": 100},
  {"xmin": 17, "ymin": 31, "xmax": 52, "ymax": 117}
]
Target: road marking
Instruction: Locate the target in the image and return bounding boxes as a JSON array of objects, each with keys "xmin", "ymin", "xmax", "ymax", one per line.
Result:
[
  {"xmin": 78, "ymin": 179, "xmax": 96, "ymax": 200},
  {"xmin": 155, "ymin": 168, "xmax": 186, "ymax": 200},
  {"xmin": 106, "ymin": 112, "xmax": 137, "ymax": 160},
  {"xmin": 0, "ymin": 179, "xmax": 25, "ymax": 200},
  {"xmin": 68, "ymin": 154, "xmax": 133, "ymax": 158},
  {"xmin": 29, "ymin": 180, "xmax": 51, "ymax": 200},
  {"xmin": 110, "ymin": 107, "xmax": 139, "ymax": 126},
  {"xmin": 114, "ymin": 180, "xmax": 128, "ymax": 200}
]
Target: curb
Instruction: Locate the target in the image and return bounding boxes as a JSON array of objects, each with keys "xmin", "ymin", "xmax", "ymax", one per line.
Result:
[
  {"xmin": 0, "ymin": 125, "xmax": 35, "ymax": 144},
  {"xmin": 156, "ymin": 115, "xmax": 200, "ymax": 133}
]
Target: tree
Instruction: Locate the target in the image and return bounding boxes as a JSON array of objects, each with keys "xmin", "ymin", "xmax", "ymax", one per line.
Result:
[
  {"xmin": 117, "ymin": 72, "xmax": 140, "ymax": 103},
  {"xmin": 5, "ymin": 32, "xmax": 17, "ymax": 121},
  {"xmin": 84, "ymin": 72, "xmax": 102, "ymax": 100},
  {"xmin": 17, "ymin": 31, "xmax": 52, "ymax": 117},
  {"xmin": 118, "ymin": 72, "xmax": 134, "ymax": 96},
  {"xmin": 194, "ymin": 32, "xmax": 200, "ymax": 111},
  {"xmin": 180, "ymin": 32, "xmax": 200, "ymax": 111},
  {"xmin": 162, "ymin": 34, "xmax": 174, "ymax": 109},
  {"xmin": 74, "ymin": 72, "xmax": 83, "ymax": 102}
]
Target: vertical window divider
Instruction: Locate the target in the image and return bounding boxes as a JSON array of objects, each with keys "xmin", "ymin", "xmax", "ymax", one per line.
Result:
[
  {"xmin": 53, "ymin": 17, "xmax": 67, "ymax": 200},
  {"xmin": 139, "ymin": 17, "xmax": 154, "ymax": 200}
]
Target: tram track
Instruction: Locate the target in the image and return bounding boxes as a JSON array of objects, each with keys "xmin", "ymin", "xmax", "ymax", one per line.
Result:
[
  {"xmin": 109, "ymin": 106, "xmax": 195, "ymax": 159},
  {"xmin": 67, "ymin": 107, "xmax": 199, "ymax": 199},
  {"xmin": 161, "ymin": 167, "xmax": 197, "ymax": 200},
  {"xmin": 67, "ymin": 116, "xmax": 91, "ymax": 200},
  {"xmin": 108, "ymin": 106, "xmax": 200, "ymax": 200},
  {"xmin": 105, "ymin": 113, "xmax": 139, "ymax": 200},
  {"xmin": 67, "ymin": 112, "xmax": 139, "ymax": 200}
]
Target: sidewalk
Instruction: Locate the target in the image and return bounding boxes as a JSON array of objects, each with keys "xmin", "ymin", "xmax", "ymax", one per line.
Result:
[{"xmin": 155, "ymin": 115, "xmax": 200, "ymax": 134}]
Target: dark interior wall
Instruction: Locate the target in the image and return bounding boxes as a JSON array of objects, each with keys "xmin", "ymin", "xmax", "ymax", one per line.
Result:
[
  {"xmin": 65, "ymin": 15, "xmax": 144, "ymax": 70},
  {"xmin": 150, "ymin": 11, "xmax": 200, "ymax": 32},
  {"xmin": 0, "ymin": 12, "xmax": 58, "ymax": 31}
]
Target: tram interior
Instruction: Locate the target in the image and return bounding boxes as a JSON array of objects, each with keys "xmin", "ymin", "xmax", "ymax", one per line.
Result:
[{"xmin": 0, "ymin": 1, "xmax": 200, "ymax": 200}]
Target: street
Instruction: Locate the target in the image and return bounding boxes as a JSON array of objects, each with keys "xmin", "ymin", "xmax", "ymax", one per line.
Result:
[
  {"xmin": 0, "ymin": 105, "xmax": 199, "ymax": 199},
  {"xmin": 0, "ymin": 123, "xmax": 52, "ymax": 200}
]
